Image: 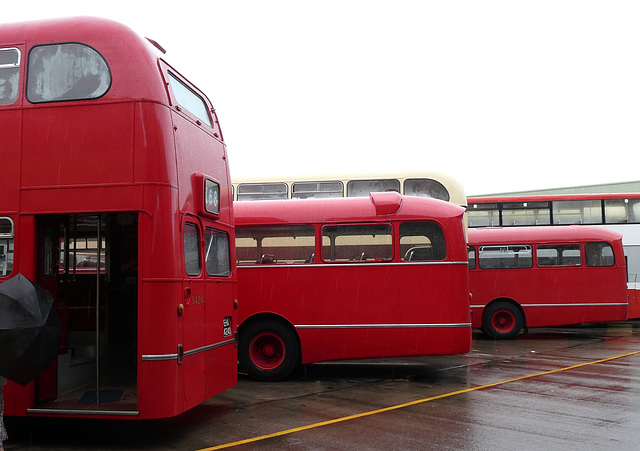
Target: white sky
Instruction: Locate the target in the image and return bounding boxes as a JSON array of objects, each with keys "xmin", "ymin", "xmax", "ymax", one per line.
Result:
[{"xmin": 4, "ymin": 1, "xmax": 640, "ymax": 195}]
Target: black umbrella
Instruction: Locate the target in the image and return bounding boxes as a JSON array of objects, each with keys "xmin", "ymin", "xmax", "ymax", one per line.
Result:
[{"xmin": 0, "ymin": 274, "xmax": 62, "ymax": 386}]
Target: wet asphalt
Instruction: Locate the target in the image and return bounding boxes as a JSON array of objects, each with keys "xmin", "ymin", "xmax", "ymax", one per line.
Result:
[{"xmin": 5, "ymin": 321, "xmax": 640, "ymax": 450}]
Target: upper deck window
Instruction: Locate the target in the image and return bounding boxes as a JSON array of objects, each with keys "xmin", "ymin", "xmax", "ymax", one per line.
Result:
[
  {"xmin": 0, "ymin": 48, "xmax": 20, "ymax": 105},
  {"xmin": 404, "ymin": 178, "xmax": 450, "ymax": 201},
  {"xmin": 501, "ymin": 201, "xmax": 551, "ymax": 226},
  {"xmin": 552, "ymin": 199, "xmax": 602, "ymax": 225},
  {"xmin": 237, "ymin": 183, "xmax": 288, "ymax": 200},
  {"xmin": 27, "ymin": 43, "xmax": 111, "ymax": 103},
  {"xmin": 168, "ymin": 72, "xmax": 212, "ymax": 127},
  {"xmin": 292, "ymin": 181, "xmax": 344, "ymax": 199},
  {"xmin": 604, "ymin": 198, "xmax": 640, "ymax": 224},
  {"xmin": 347, "ymin": 179, "xmax": 400, "ymax": 197},
  {"xmin": 468, "ymin": 203, "xmax": 501, "ymax": 227}
]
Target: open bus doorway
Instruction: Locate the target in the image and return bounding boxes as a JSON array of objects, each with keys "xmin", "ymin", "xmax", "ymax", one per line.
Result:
[{"xmin": 36, "ymin": 213, "xmax": 138, "ymax": 414}]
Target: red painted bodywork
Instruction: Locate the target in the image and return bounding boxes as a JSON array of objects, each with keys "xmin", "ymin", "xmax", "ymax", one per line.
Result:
[
  {"xmin": 468, "ymin": 193, "xmax": 640, "ymax": 319},
  {"xmin": 0, "ymin": 17, "xmax": 236, "ymax": 419},
  {"xmin": 468, "ymin": 226, "xmax": 628, "ymax": 329},
  {"xmin": 235, "ymin": 193, "xmax": 472, "ymax": 364}
]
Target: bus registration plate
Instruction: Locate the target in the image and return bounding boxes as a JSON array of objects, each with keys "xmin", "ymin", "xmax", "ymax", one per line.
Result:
[{"xmin": 223, "ymin": 316, "xmax": 232, "ymax": 337}]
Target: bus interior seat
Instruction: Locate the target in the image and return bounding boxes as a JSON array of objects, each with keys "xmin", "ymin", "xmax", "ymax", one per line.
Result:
[
  {"xmin": 305, "ymin": 253, "xmax": 315, "ymax": 263},
  {"xmin": 257, "ymin": 254, "xmax": 275, "ymax": 264},
  {"xmin": 404, "ymin": 246, "xmax": 433, "ymax": 261}
]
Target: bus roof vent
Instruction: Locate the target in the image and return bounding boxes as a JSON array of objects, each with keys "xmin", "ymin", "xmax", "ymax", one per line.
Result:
[
  {"xmin": 370, "ymin": 191, "xmax": 402, "ymax": 216},
  {"xmin": 146, "ymin": 37, "xmax": 166, "ymax": 54}
]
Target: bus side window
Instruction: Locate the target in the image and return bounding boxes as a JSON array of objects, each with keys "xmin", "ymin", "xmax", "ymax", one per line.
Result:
[
  {"xmin": 0, "ymin": 48, "xmax": 20, "ymax": 105},
  {"xmin": 204, "ymin": 228, "xmax": 231, "ymax": 276},
  {"xmin": 604, "ymin": 198, "xmax": 640, "ymax": 224},
  {"xmin": 399, "ymin": 221, "xmax": 446, "ymax": 261},
  {"xmin": 184, "ymin": 223, "xmax": 201, "ymax": 276},
  {"xmin": 236, "ymin": 225, "xmax": 315, "ymax": 265},
  {"xmin": 537, "ymin": 244, "xmax": 581, "ymax": 266},
  {"xmin": 235, "ymin": 233, "xmax": 258, "ymax": 265},
  {"xmin": 167, "ymin": 72, "xmax": 212, "ymax": 127},
  {"xmin": 585, "ymin": 242, "xmax": 615, "ymax": 267},
  {"xmin": 479, "ymin": 245, "xmax": 532, "ymax": 269},
  {"xmin": 468, "ymin": 246, "xmax": 476, "ymax": 269},
  {"xmin": 237, "ymin": 183, "xmax": 288, "ymax": 201},
  {"xmin": 27, "ymin": 43, "xmax": 111, "ymax": 103},
  {"xmin": 346, "ymin": 179, "xmax": 400, "ymax": 197},
  {"xmin": 322, "ymin": 224, "xmax": 392, "ymax": 262},
  {"xmin": 0, "ymin": 217, "xmax": 14, "ymax": 277},
  {"xmin": 404, "ymin": 178, "xmax": 450, "ymax": 202}
]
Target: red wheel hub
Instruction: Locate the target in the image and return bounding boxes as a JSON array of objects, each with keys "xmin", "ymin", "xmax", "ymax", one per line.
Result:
[
  {"xmin": 492, "ymin": 310, "xmax": 515, "ymax": 333},
  {"xmin": 250, "ymin": 332, "xmax": 285, "ymax": 370}
]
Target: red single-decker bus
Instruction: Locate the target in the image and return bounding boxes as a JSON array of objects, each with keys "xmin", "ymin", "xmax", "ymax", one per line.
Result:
[
  {"xmin": 468, "ymin": 226, "xmax": 628, "ymax": 339},
  {"xmin": 234, "ymin": 192, "xmax": 471, "ymax": 381}
]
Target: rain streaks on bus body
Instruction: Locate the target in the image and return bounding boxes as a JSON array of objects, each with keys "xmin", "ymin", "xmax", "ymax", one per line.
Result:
[
  {"xmin": 234, "ymin": 192, "xmax": 471, "ymax": 381},
  {"xmin": 0, "ymin": 17, "xmax": 237, "ymax": 420},
  {"xmin": 468, "ymin": 226, "xmax": 628, "ymax": 339},
  {"xmin": 467, "ymin": 194, "xmax": 640, "ymax": 318}
]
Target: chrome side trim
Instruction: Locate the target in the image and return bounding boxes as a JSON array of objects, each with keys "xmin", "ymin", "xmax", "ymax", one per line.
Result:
[
  {"xmin": 240, "ymin": 261, "xmax": 469, "ymax": 269},
  {"xmin": 141, "ymin": 337, "xmax": 236, "ymax": 362},
  {"xmin": 520, "ymin": 302, "xmax": 628, "ymax": 308},
  {"xmin": 27, "ymin": 408, "xmax": 139, "ymax": 416},
  {"xmin": 471, "ymin": 303, "xmax": 628, "ymax": 309},
  {"xmin": 296, "ymin": 323, "xmax": 470, "ymax": 329}
]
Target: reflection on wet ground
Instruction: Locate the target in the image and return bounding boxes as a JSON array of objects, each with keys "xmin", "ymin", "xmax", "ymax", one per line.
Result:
[{"xmin": 6, "ymin": 321, "xmax": 640, "ymax": 450}]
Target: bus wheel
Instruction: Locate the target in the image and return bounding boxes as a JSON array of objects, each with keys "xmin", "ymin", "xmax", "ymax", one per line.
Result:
[
  {"xmin": 482, "ymin": 302, "xmax": 523, "ymax": 340},
  {"xmin": 239, "ymin": 320, "xmax": 300, "ymax": 381}
]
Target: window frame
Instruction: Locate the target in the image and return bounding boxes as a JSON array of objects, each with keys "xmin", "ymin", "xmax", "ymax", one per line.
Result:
[
  {"xmin": 167, "ymin": 71, "xmax": 213, "ymax": 127},
  {"xmin": 321, "ymin": 223, "xmax": 393, "ymax": 263},
  {"xmin": 183, "ymin": 222, "xmax": 202, "ymax": 276},
  {"xmin": 0, "ymin": 47, "xmax": 21, "ymax": 106},
  {"xmin": 0, "ymin": 217, "xmax": 15, "ymax": 277},
  {"xmin": 26, "ymin": 42, "xmax": 112, "ymax": 103},
  {"xmin": 204, "ymin": 227, "xmax": 232, "ymax": 276},
  {"xmin": 478, "ymin": 244, "xmax": 533, "ymax": 270}
]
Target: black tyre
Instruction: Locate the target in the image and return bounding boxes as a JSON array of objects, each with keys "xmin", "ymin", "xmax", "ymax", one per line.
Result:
[
  {"xmin": 482, "ymin": 301, "xmax": 523, "ymax": 340},
  {"xmin": 238, "ymin": 319, "xmax": 300, "ymax": 381}
]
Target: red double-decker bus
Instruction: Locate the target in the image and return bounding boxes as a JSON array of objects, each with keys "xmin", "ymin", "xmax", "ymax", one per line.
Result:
[
  {"xmin": 234, "ymin": 192, "xmax": 471, "ymax": 381},
  {"xmin": 0, "ymin": 17, "xmax": 237, "ymax": 419},
  {"xmin": 468, "ymin": 226, "xmax": 628, "ymax": 339}
]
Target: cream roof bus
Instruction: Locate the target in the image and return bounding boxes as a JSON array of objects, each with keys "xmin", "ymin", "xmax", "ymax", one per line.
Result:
[{"xmin": 232, "ymin": 171, "xmax": 467, "ymax": 209}]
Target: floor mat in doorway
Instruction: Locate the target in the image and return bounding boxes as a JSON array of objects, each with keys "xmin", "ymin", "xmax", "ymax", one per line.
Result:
[{"xmin": 78, "ymin": 389, "xmax": 124, "ymax": 404}]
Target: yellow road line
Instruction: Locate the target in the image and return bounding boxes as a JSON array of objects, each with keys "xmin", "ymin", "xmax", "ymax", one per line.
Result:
[{"xmin": 199, "ymin": 350, "xmax": 640, "ymax": 450}]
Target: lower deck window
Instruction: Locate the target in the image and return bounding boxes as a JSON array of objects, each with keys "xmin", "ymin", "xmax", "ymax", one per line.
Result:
[
  {"xmin": 205, "ymin": 228, "xmax": 231, "ymax": 276},
  {"xmin": 0, "ymin": 217, "xmax": 14, "ymax": 277},
  {"xmin": 536, "ymin": 244, "xmax": 581, "ymax": 266},
  {"xmin": 585, "ymin": 242, "xmax": 615, "ymax": 267},
  {"xmin": 184, "ymin": 223, "xmax": 201, "ymax": 276},
  {"xmin": 322, "ymin": 224, "xmax": 392, "ymax": 262},
  {"xmin": 478, "ymin": 245, "xmax": 533, "ymax": 269},
  {"xmin": 399, "ymin": 221, "xmax": 446, "ymax": 261},
  {"xmin": 236, "ymin": 225, "xmax": 315, "ymax": 265}
]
